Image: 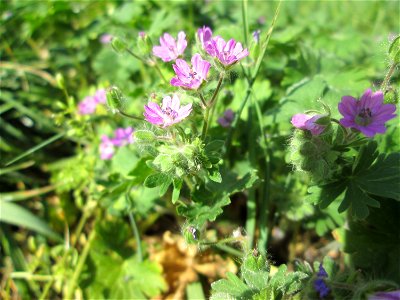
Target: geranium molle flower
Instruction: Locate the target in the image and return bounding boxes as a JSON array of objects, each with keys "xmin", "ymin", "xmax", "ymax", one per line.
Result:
[
  {"xmin": 338, "ymin": 89, "xmax": 396, "ymax": 137},
  {"xmin": 93, "ymin": 89, "xmax": 106, "ymax": 104},
  {"xmin": 99, "ymin": 135, "xmax": 115, "ymax": 160},
  {"xmin": 152, "ymin": 31, "xmax": 187, "ymax": 62},
  {"xmin": 291, "ymin": 114, "xmax": 326, "ymax": 136},
  {"xmin": 111, "ymin": 127, "xmax": 134, "ymax": 146},
  {"xmin": 205, "ymin": 36, "xmax": 249, "ymax": 67},
  {"xmin": 218, "ymin": 109, "xmax": 235, "ymax": 128},
  {"xmin": 78, "ymin": 96, "xmax": 97, "ymax": 115},
  {"xmin": 197, "ymin": 26, "xmax": 213, "ymax": 49},
  {"xmin": 144, "ymin": 94, "xmax": 192, "ymax": 127},
  {"xmin": 170, "ymin": 54, "xmax": 211, "ymax": 90}
]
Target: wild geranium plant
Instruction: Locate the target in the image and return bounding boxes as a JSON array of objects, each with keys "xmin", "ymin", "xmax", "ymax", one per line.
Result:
[
  {"xmin": 4, "ymin": 3, "xmax": 400, "ymax": 300},
  {"xmin": 101, "ymin": 19, "xmax": 399, "ymax": 299}
]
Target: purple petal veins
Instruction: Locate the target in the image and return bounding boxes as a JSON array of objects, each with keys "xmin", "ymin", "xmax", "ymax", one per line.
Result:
[
  {"xmin": 144, "ymin": 94, "xmax": 192, "ymax": 127},
  {"xmin": 152, "ymin": 31, "xmax": 187, "ymax": 62},
  {"xmin": 170, "ymin": 54, "xmax": 211, "ymax": 90},
  {"xmin": 338, "ymin": 89, "xmax": 396, "ymax": 137}
]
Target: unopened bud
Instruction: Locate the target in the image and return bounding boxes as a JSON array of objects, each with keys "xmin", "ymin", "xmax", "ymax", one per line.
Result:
[
  {"xmin": 55, "ymin": 73, "xmax": 65, "ymax": 90},
  {"xmin": 183, "ymin": 226, "xmax": 200, "ymax": 244},
  {"xmin": 106, "ymin": 86, "xmax": 125, "ymax": 112},
  {"xmin": 111, "ymin": 37, "xmax": 128, "ymax": 54}
]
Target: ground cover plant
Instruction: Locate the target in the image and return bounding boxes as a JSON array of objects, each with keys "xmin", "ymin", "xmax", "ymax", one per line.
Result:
[{"xmin": 1, "ymin": 1, "xmax": 399, "ymax": 299}]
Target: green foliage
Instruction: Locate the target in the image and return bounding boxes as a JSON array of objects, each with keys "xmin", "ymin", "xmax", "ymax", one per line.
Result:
[
  {"xmin": 178, "ymin": 169, "xmax": 258, "ymax": 228},
  {"xmin": 211, "ymin": 253, "xmax": 308, "ymax": 300},
  {"xmin": 82, "ymin": 220, "xmax": 166, "ymax": 299},
  {"xmin": 308, "ymin": 142, "xmax": 400, "ymax": 219},
  {"xmin": 0, "ymin": 201, "xmax": 61, "ymax": 241}
]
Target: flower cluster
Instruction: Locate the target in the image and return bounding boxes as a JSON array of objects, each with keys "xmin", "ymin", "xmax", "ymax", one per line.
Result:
[
  {"xmin": 145, "ymin": 26, "xmax": 249, "ymax": 127},
  {"xmin": 78, "ymin": 89, "xmax": 107, "ymax": 115},
  {"xmin": 99, "ymin": 127, "xmax": 134, "ymax": 160},
  {"xmin": 313, "ymin": 263, "xmax": 330, "ymax": 299},
  {"xmin": 144, "ymin": 94, "xmax": 192, "ymax": 128},
  {"xmin": 291, "ymin": 88, "xmax": 396, "ymax": 138}
]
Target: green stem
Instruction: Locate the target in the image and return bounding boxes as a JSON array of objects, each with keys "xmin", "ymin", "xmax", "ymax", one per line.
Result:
[
  {"xmin": 117, "ymin": 109, "xmax": 143, "ymax": 121},
  {"xmin": 153, "ymin": 62, "xmax": 169, "ymax": 85},
  {"xmin": 201, "ymin": 73, "xmax": 225, "ymax": 140},
  {"xmin": 226, "ymin": 0, "xmax": 282, "ymax": 153},
  {"xmin": 11, "ymin": 273, "xmax": 58, "ymax": 281},
  {"xmin": 126, "ymin": 48, "xmax": 146, "ymax": 64},
  {"xmin": 242, "ymin": 0, "xmax": 249, "ymax": 50},
  {"xmin": 380, "ymin": 62, "xmax": 398, "ymax": 94},
  {"xmin": 128, "ymin": 211, "xmax": 143, "ymax": 262},
  {"xmin": 201, "ymin": 107, "xmax": 210, "ymax": 140},
  {"xmin": 208, "ymin": 73, "xmax": 225, "ymax": 107},
  {"xmin": 65, "ymin": 226, "xmax": 97, "ymax": 300},
  {"xmin": 198, "ymin": 92, "xmax": 207, "ymax": 108}
]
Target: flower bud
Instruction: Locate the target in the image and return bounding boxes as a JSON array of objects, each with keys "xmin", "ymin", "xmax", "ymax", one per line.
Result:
[
  {"xmin": 183, "ymin": 225, "xmax": 200, "ymax": 244},
  {"xmin": 111, "ymin": 37, "xmax": 128, "ymax": 54},
  {"xmin": 55, "ymin": 73, "xmax": 65, "ymax": 90},
  {"xmin": 106, "ymin": 86, "xmax": 125, "ymax": 112}
]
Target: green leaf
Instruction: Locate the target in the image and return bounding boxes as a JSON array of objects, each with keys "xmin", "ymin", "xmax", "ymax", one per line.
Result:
[
  {"xmin": 177, "ymin": 169, "xmax": 258, "ymax": 227},
  {"xmin": 241, "ymin": 255, "xmax": 270, "ymax": 291},
  {"xmin": 210, "ymin": 272, "xmax": 253, "ymax": 300},
  {"xmin": 144, "ymin": 173, "xmax": 171, "ymax": 188},
  {"xmin": 0, "ymin": 201, "xmax": 62, "ymax": 241},
  {"xmin": 172, "ymin": 178, "xmax": 182, "ymax": 204},
  {"xmin": 354, "ymin": 152, "xmax": 400, "ymax": 201}
]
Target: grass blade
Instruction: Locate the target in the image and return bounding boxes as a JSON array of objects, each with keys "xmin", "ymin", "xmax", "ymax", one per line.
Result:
[
  {"xmin": 5, "ymin": 132, "xmax": 65, "ymax": 166},
  {"xmin": 0, "ymin": 201, "xmax": 62, "ymax": 241}
]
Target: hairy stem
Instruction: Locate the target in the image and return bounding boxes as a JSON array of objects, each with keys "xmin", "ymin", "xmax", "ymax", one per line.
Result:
[
  {"xmin": 380, "ymin": 62, "xmax": 398, "ymax": 94},
  {"xmin": 117, "ymin": 109, "xmax": 143, "ymax": 121}
]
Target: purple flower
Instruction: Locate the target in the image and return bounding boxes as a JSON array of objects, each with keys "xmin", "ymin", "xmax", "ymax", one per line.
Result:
[
  {"xmin": 368, "ymin": 290, "xmax": 400, "ymax": 300},
  {"xmin": 218, "ymin": 109, "xmax": 235, "ymax": 128},
  {"xmin": 144, "ymin": 94, "xmax": 192, "ymax": 127},
  {"xmin": 314, "ymin": 278, "xmax": 330, "ymax": 299},
  {"xmin": 291, "ymin": 114, "xmax": 326, "ymax": 136},
  {"xmin": 253, "ymin": 30, "xmax": 261, "ymax": 43},
  {"xmin": 100, "ymin": 34, "xmax": 113, "ymax": 44},
  {"xmin": 313, "ymin": 264, "xmax": 330, "ymax": 299},
  {"xmin": 78, "ymin": 96, "xmax": 97, "ymax": 115},
  {"xmin": 111, "ymin": 127, "xmax": 134, "ymax": 146},
  {"xmin": 170, "ymin": 54, "xmax": 211, "ymax": 90},
  {"xmin": 205, "ymin": 36, "xmax": 249, "ymax": 67},
  {"xmin": 138, "ymin": 31, "xmax": 146, "ymax": 38},
  {"xmin": 152, "ymin": 31, "xmax": 187, "ymax": 62},
  {"xmin": 197, "ymin": 26, "xmax": 213, "ymax": 50},
  {"xmin": 338, "ymin": 89, "xmax": 397, "ymax": 137},
  {"xmin": 94, "ymin": 89, "xmax": 106, "ymax": 104},
  {"xmin": 99, "ymin": 135, "xmax": 115, "ymax": 160}
]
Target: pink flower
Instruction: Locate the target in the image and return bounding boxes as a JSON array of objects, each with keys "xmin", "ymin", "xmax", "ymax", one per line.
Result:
[
  {"xmin": 291, "ymin": 114, "xmax": 326, "ymax": 136},
  {"xmin": 205, "ymin": 36, "xmax": 249, "ymax": 67},
  {"xmin": 100, "ymin": 34, "xmax": 113, "ymax": 44},
  {"xmin": 218, "ymin": 109, "xmax": 235, "ymax": 128},
  {"xmin": 338, "ymin": 89, "xmax": 397, "ymax": 137},
  {"xmin": 152, "ymin": 31, "xmax": 187, "ymax": 62},
  {"xmin": 111, "ymin": 127, "xmax": 134, "ymax": 146},
  {"xmin": 144, "ymin": 94, "xmax": 192, "ymax": 127},
  {"xmin": 170, "ymin": 54, "xmax": 211, "ymax": 90},
  {"xmin": 197, "ymin": 26, "xmax": 213, "ymax": 49},
  {"xmin": 99, "ymin": 135, "xmax": 115, "ymax": 160},
  {"xmin": 78, "ymin": 96, "xmax": 97, "ymax": 115},
  {"xmin": 94, "ymin": 89, "xmax": 106, "ymax": 104}
]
